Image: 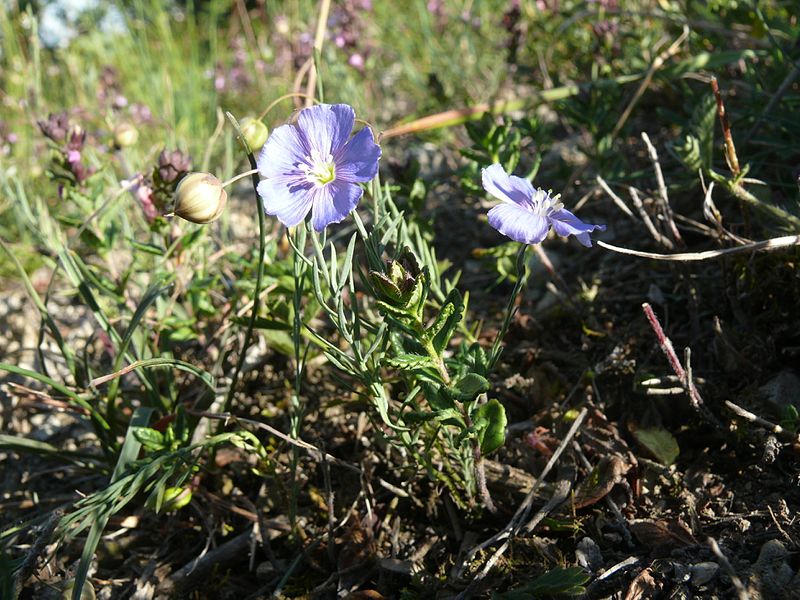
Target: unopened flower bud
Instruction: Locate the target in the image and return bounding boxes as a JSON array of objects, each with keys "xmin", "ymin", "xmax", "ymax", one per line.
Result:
[
  {"xmin": 240, "ymin": 117, "xmax": 269, "ymax": 151},
  {"xmin": 146, "ymin": 486, "xmax": 193, "ymax": 513},
  {"xmin": 157, "ymin": 148, "xmax": 192, "ymax": 185},
  {"xmin": 369, "ymin": 249, "xmax": 426, "ymax": 315},
  {"xmin": 113, "ymin": 122, "xmax": 139, "ymax": 148},
  {"xmin": 38, "ymin": 112, "xmax": 69, "ymax": 143},
  {"xmin": 173, "ymin": 172, "xmax": 227, "ymax": 224}
]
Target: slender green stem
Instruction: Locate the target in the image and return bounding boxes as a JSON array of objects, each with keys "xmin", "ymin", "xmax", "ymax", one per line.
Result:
[
  {"xmin": 726, "ymin": 180, "xmax": 800, "ymax": 231},
  {"xmin": 471, "ymin": 436, "xmax": 495, "ymax": 512},
  {"xmin": 489, "ymin": 244, "xmax": 529, "ymax": 370},
  {"xmin": 220, "ymin": 131, "xmax": 265, "ymax": 418},
  {"xmin": 220, "ymin": 168, "xmax": 259, "ymax": 188},
  {"xmin": 288, "ymin": 226, "xmax": 308, "ymax": 528}
]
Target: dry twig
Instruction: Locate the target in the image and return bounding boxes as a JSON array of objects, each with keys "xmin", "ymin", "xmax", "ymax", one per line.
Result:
[
  {"xmin": 711, "ymin": 77, "xmax": 741, "ymax": 177},
  {"xmin": 629, "ymin": 186, "xmax": 673, "ymax": 249},
  {"xmin": 610, "ymin": 27, "xmax": 689, "ymax": 139},
  {"xmin": 596, "ymin": 175, "xmax": 636, "ymax": 220},
  {"xmin": 598, "ymin": 234, "xmax": 800, "ymax": 261},
  {"xmin": 724, "ymin": 400, "xmax": 800, "ymax": 444},
  {"xmin": 13, "ymin": 509, "xmax": 62, "ymax": 597},
  {"xmin": 454, "ymin": 407, "xmax": 588, "ymax": 589},
  {"xmin": 160, "ymin": 527, "xmax": 254, "ymax": 596},
  {"xmin": 708, "ymin": 537, "xmax": 750, "ymax": 600},
  {"xmin": 642, "ymin": 303, "xmax": 723, "ymax": 430},
  {"xmin": 641, "ymin": 132, "xmax": 682, "ymax": 245}
]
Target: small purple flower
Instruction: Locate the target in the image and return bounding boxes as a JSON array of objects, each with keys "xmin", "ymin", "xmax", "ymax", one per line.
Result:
[
  {"xmin": 481, "ymin": 163, "xmax": 605, "ymax": 247},
  {"xmin": 256, "ymin": 103, "xmax": 381, "ymax": 231},
  {"xmin": 348, "ymin": 53, "xmax": 365, "ymax": 70}
]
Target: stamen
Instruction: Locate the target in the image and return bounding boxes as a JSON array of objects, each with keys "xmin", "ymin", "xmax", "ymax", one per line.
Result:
[
  {"xmin": 531, "ymin": 189, "xmax": 560, "ymax": 217},
  {"xmin": 299, "ymin": 149, "xmax": 336, "ymax": 187}
]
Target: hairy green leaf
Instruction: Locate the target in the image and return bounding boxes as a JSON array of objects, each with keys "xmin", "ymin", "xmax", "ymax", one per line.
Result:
[{"xmin": 473, "ymin": 399, "xmax": 507, "ymax": 455}]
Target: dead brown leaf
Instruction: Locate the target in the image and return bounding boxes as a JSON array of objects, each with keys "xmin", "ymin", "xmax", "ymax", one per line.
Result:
[
  {"xmin": 573, "ymin": 454, "xmax": 629, "ymax": 509},
  {"xmin": 629, "ymin": 519, "xmax": 697, "ymax": 554},
  {"xmin": 624, "ymin": 566, "xmax": 661, "ymax": 600}
]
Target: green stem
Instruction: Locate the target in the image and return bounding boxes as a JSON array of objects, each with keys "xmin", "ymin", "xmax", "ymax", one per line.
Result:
[
  {"xmin": 489, "ymin": 244, "xmax": 529, "ymax": 370},
  {"xmin": 288, "ymin": 226, "xmax": 308, "ymax": 529},
  {"xmin": 726, "ymin": 180, "xmax": 800, "ymax": 231},
  {"xmin": 472, "ymin": 438, "xmax": 495, "ymax": 512},
  {"xmin": 220, "ymin": 139, "xmax": 265, "ymax": 419},
  {"xmin": 422, "ymin": 337, "xmax": 450, "ymax": 385}
]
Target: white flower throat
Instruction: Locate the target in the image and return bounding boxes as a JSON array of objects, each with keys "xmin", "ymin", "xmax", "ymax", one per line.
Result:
[
  {"xmin": 531, "ymin": 189, "xmax": 563, "ymax": 216},
  {"xmin": 300, "ymin": 149, "xmax": 336, "ymax": 187}
]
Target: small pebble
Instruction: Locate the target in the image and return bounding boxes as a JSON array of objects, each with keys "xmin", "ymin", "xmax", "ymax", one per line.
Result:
[
  {"xmin": 576, "ymin": 537, "xmax": 603, "ymax": 572},
  {"xmin": 690, "ymin": 561, "xmax": 719, "ymax": 586}
]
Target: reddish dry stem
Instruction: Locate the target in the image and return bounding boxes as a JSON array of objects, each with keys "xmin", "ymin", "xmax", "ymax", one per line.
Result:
[
  {"xmin": 710, "ymin": 77, "xmax": 741, "ymax": 177},
  {"xmin": 642, "ymin": 302, "xmax": 686, "ymax": 380},
  {"xmin": 642, "ymin": 303, "xmax": 724, "ymax": 430}
]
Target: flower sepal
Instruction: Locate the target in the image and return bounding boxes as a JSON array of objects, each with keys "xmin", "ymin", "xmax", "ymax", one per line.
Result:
[{"xmin": 369, "ymin": 249, "xmax": 427, "ymax": 318}]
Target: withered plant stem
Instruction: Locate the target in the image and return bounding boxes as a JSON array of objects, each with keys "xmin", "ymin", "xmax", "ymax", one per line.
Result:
[
  {"xmin": 711, "ymin": 77, "xmax": 740, "ymax": 177},
  {"xmin": 641, "ymin": 303, "xmax": 723, "ymax": 429},
  {"xmin": 304, "ymin": 0, "xmax": 332, "ymax": 107}
]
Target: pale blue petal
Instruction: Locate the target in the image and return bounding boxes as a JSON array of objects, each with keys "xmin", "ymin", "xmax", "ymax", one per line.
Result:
[
  {"xmin": 334, "ymin": 126, "xmax": 381, "ymax": 183},
  {"xmin": 310, "ymin": 180, "xmax": 363, "ymax": 231},
  {"xmin": 256, "ymin": 123, "xmax": 308, "ymax": 179},
  {"xmin": 257, "ymin": 177, "xmax": 314, "ymax": 228},
  {"xmin": 550, "ymin": 208, "xmax": 606, "ymax": 247},
  {"xmin": 481, "ymin": 163, "xmax": 535, "ymax": 208},
  {"xmin": 488, "ymin": 203, "xmax": 550, "ymax": 245},
  {"xmin": 297, "ymin": 104, "xmax": 354, "ymax": 156}
]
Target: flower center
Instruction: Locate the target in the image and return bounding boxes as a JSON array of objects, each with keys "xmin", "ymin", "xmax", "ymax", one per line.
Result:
[
  {"xmin": 531, "ymin": 189, "xmax": 563, "ymax": 217},
  {"xmin": 300, "ymin": 150, "xmax": 336, "ymax": 187}
]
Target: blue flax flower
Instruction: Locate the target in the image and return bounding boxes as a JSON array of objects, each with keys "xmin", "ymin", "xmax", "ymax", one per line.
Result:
[
  {"xmin": 481, "ymin": 163, "xmax": 605, "ymax": 247},
  {"xmin": 256, "ymin": 103, "xmax": 381, "ymax": 231}
]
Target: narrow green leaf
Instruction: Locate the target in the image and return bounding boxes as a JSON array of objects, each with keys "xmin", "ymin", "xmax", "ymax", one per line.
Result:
[
  {"xmin": 72, "ymin": 407, "xmax": 153, "ymax": 600},
  {"xmin": 0, "ymin": 434, "xmax": 102, "ymax": 468},
  {"xmin": 128, "ymin": 239, "xmax": 166, "ymax": 255},
  {"xmin": 329, "ymin": 239, "xmax": 338, "ymax": 291},
  {"xmin": 107, "ymin": 279, "xmax": 172, "ymax": 404},
  {"xmin": 492, "ymin": 566, "xmax": 590, "ymax": 598},
  {"xmin": 369, "ymin": 382, "xmax": 409, "ymax": 431},
  {"xmin": 57, "ymin": 249, "xmax": 156, "ymax": 396},
  {"xmin": 0, "ymin": 238, "xmax": 76, "ymax": 375},
  {"xmin": 0, "ymin": 363, "xmax": 107, "ymax": 429},
  {"xmin": 339, "ymin": 233, "xmax": 358, "ymax": 293}
]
